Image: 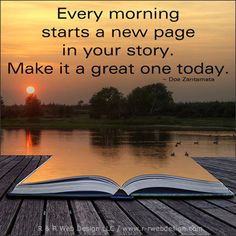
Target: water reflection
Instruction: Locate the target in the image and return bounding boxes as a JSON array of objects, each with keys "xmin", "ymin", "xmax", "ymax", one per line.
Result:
[
  {"xmin": 0, "ymin": 130, "xmax": 3, "ymax": 145},
  {"xmin": 90, "ymin": 129, "xmax": 122, "ymax": 147},
  {"xmin": 26, "ymin": 131, "xmax": 32, "ymax": 154},
  {"xmin": 2, "ymin": 128, "xmax": 235, "ymax": 185},
  {"xmin": 127, "ymin": 130, "xmax": 171, "ymax": 146},
  {"xmin": 1, "ymin": 129, "xmax": 235, "ymax": 159},
  {"xmin": 126, "ymin": 130, "xmax": 171, "ymax": 159},
  {"xmin": 90, "ymin": 129, "xmax": 174, "ymax": 159},
  {"xmin": 25, "ymin": 129, "xmax": 42, "ymax": 154}
]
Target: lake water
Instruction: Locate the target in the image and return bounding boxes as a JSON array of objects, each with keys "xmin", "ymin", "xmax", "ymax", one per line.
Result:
[
  {"xmin": 1, "ymin": 129, "xmax": 235, "ymax": 183},
  {"xmin": 1, "ymin": 129, "xmax": 235, "ymax": 159},
  {"xmin": 2, "ymin": 129, "xmax": 235, "ymax": 184}
]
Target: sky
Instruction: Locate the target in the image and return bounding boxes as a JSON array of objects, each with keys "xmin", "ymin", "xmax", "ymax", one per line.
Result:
[{"xmin": 1, "ymin": 1, "xmax": 235, "ymax": 105}]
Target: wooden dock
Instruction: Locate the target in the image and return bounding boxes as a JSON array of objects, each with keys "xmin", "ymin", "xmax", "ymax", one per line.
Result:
[{"xmin": 0, "ymin": 155, "xmax": 236, "ymax": 235}]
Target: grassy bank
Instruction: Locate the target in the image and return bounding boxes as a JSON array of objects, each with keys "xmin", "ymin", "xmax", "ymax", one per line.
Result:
[{"xmin": 1, "ymin": 115, "xmax": 234, "ymax": 130}]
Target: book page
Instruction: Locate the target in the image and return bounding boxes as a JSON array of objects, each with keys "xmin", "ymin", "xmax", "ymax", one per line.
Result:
[{"xmin": 22, "ymin": 152, "xmax": 218, "ymax": 186}]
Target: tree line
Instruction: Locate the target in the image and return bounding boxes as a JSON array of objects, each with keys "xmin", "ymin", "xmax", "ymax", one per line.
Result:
[{"xmin": 0, "ymin": 83, "xmax": 234, "ymax": 119}]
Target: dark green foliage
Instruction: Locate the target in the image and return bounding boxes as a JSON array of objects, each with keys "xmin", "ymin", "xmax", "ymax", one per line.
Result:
[
  {"xmin": 25, "ymin": 95, "xmax": 41, "ymax": 118},
  {"xmin": 174, "ymin": 101, "xmax": 235, "ymax": 118},
  {"xmin": 1, "ymin": 83, "xmax": 235, "ymax": 119},
  {"xmin": 127, "ymin": 83, "xmax": 174, "ymax": 116},
  {"xmin": 0, "ymin": 96, "xmax": 3, "ymax": 107},
  {"xmin": 0, "ymin": 96, "xmax": 5, "ymax": 118},
  {"xmin": 89, "ymin": 87, "xmax": 126, "ymax": 119}
]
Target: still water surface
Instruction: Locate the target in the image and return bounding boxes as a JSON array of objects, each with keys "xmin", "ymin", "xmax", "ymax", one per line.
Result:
[
  {"xmin": 1, "ymin": 129, "xmax": 235, "ymax": 158},
  {"xmin": 1, "ymin": 129, "xmax": 235, "ymax": 183}
]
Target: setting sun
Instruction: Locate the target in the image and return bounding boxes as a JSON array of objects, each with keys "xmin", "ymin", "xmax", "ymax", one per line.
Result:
[{"xmin": 26, "ymin": 86, "xmax": 35, "ymax": 94}]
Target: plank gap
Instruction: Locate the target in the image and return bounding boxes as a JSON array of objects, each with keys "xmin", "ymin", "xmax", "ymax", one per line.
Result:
[
  {"xmin": 137, "ymin": 199, "xmax": 180, "ymax": 235},
  {"xmin": 5, "ymin": 199, "xmax": 24, "ymax": 235},
  {"xmin": 205, "ymin": 199, "xmax": 236, "ymax": 215},
  {"xmin": 40, "ymin": 200, "xmax": 47, "ymax": 235},
  {"xmin": 91, "ymin": 200, "xmax": 113, "ymax": 235},
  {"xmin": 185, "ymin": 200, "xmax": 236, "ymax": 229},
  {"xmin": 159, "ymin": 199, "xmax": 214, "ymax": 235},
  {"xmin": 115, "ymin": 201, "xmax": 147, "ymax": 235},
  {"xmin": 67, "ymin": 200, "xmax": 79, "ymax": 235},
  {"xmin": 0, "ymin": 156, "xmax": 32, "ymax": 201}
]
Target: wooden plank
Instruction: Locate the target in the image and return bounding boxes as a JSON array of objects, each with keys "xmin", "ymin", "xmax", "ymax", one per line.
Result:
[
  {"xmin": 195, "ymin": 157, "xmax": 236, "ymax": 162},
  {"xmin": 117, "ymin": 200, "xmax": 176, "ymax": 235},
  {"xmin": 201, "ymin": 157, "xmax": 236, "ymax": 165},
  {"xmin": 0, "ymin": 155, "xmax": 19, "ymax": 159},
  {"xmin": 0, "ymin": 155, "xmax": 8, "ymax": 158},
  {"xmin": 194, "ymin": 166, "xmax": 236, "ymax": 189},
  {"xmin": 10, "ymin": 156, "xmax": 47, "ymax": 236},
  {"xmin": 162, "ymin": 199, "xmax": 236, "ymax": 235},
  {"xmin": 10, "ymin": 199, "xmax": 44, "ymax": 236},
  {"xmin": 0, "ymin": 197, "xmax": 21, "ymax": 235},
  {"xmin": 228, "ymin": 195, "xmax": 236, "ymax": 204},
  {"xmin": 1, "ymin": 155, "xmax": 236, "ymax": 236},
  {"xmin": 207, "ymin": 199, "xmax": 236, "ymax": 214},
  {"xmin": 0, "ymin": 155, "xmax": 13, "ymax": 159},
  {"xmin": 8, "ymin": 156, "xmax": 48, "ymax": 193},
  {"xmin": 196, "ymin": 159, "xmax": 236, "ymax": 168},
  {"xmin": 186, "ymin": 199, "xmax": 236, "ymax": 228},
  {"xmin": 199, "ymin": 166, "xmax": 236, "ymax": 182},
  {"xmin": 45, "ymin": 200, "xmax": 74, "ymax": 235},
  {"xmin": 197, "ymin": 162, "xmax": 236, "ymax": 173},
  {"xmin": 70, "ymin": 200, "xmax": 109, "ymax": 235},
  {"xmin": 197, "ymin": 157, "xmax": 236, "ymax": 164},
  {"xmin": 139, "ymin": 199, "xmax": 209, "ymax": 235},
  {"xmin": 94, "ymin": 200, "xmax": 142, "ymax": 235},
  {"xmin": 0, "ymin": 156, "xmax": 31, "ymax": 198},
  {"xmin": 0, "ymin": 156, "xmax": 23, "ymax": 178},
  {"xmin": 197, "ymin": 162, "xmax": 236, "ymax": 174},
  {"xmin": 0, "ymin": 156, "xmax": 43, "ymax": 235},
  {"xmin": 203, "ymin": 174, "xmax": 236, "ymax": 189},
  {"xmin": 0, "ymin": 157, "xmax": 16, "ymax": 171},
  {"xmin": 43, "ymin": 156, "xmax": 72, "ymax": 235},
  {"xmin": 0, "ymin": 156, "xmax": 9, "ymax": 163}
]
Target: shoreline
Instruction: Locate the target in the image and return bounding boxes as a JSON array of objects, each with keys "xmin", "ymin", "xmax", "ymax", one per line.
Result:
[{"xmin": 1, "ymin": 116, "xmax": 234, "ymax": 131}]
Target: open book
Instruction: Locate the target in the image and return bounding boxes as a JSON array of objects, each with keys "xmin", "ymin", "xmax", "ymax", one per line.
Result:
[{"xmin": 9, "ymin": 156, "xmax": 234, "ymax": 198}]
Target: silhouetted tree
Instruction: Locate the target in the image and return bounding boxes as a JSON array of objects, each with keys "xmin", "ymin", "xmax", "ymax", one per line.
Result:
[
  {"xmin": 0, "ymin": 96, "xmax": 5, "ymax": 118},
  {"xmin": 128, "ymin": 83, "xmax": 173, "ymax": 116},
  {"xmin": 58, "ymin": 105, "xmax": 73, "ymax": 117},
  {"xmin": 25, "ymin": 94, "xmax": 41, "ymax": 118},
  {"xmin": 174, "ymin": 101, "xmax": 235, "ymax": 118},
  {"xmin": 2, "ymin": 84, "xmax": 235, "ymax": 120},
  {"xmin": 0, "ymin": 96, "xmax": 3, "ymax": 106},
  {"xmin": 89, "ymin": 87, "xmax": 125, "ymax": 119},
  {"xmin": 78, "ymin": 100, "xmax": 84, "ymax": 108}
]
